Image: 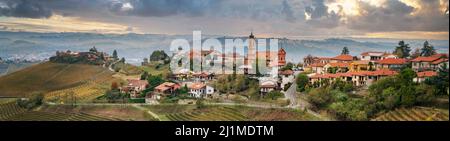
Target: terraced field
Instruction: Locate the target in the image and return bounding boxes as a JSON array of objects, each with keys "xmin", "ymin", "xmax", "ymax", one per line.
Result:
[
  {"xmin": 372, "ymin": 107, "xmax": 449, "ymax": 121},
  {"xmin": 0, "ymin": 62, "xmax": 116, "ymax": 97},
  {"xmin": 1, "ymin": 100, "xmax": 118, "ymax": 121},
  {"xmin": 164, "ymin": 107, "xmax": 248, "ymax": 121},
  {"xmin": 0, "ymin": 100, "xmax": 27, "ymax": 120},
  {"xmin": 44, "ymin": 72, "xmax": 117, "ymax": 103},
  {"xmin": 4, "ymin": 111, "xmax": 119, "ymax": 121}
]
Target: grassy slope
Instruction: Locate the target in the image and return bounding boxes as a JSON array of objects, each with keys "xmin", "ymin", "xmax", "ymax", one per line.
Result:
[
  {"xmin": 0, "ymin": 62, "xmax": 114, "ymax": 98},
  {"xmin": 140, "ymin": 62, "xmax": 170, "ymax": 78}
]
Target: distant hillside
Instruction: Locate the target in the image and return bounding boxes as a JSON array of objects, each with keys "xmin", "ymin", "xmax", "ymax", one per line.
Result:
[
  {"xmin": 0, "ymin": 62, "xmax": 38, "ymax": 76},
  {"xmin": 1, "ymin": 31, "xmax": 447, "ymax": 65},
  {"xmin": 0, "ymin": 62, "xmax": 114, "ymax": 98}
]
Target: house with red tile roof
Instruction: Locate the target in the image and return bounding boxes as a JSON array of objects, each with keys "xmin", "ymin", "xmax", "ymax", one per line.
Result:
[
  {"xmin": 331, "ymin": 54, "xmax": 354, "ymax": 63},
  {"xmin": 414, "ymin": 71, "xmax": 437, "ymax": 83},
  {"xmin": 309, "ymin": 69, "xmax": 398, "ymax": 87},
  {"xmin": 188, "ymin": 82, "xmax": 215, "ymax": 98},
  {"xmin": 375, "ymin": 58, "xmax": 408, "ymax": 70},
  {"xmin": 309, "ymin": 63, "xmax": 326, "ymax": 74},
  {"xmin": 121, "ymin": 79, "xmax": 149, "ymax": 98},
  {"xmin": 360, "ymin": 52, "xmax": 385, "ymax": 61},
  {"xmin": 154, "ymin": 82, "xmax": 181, "ymax": 94},
  {"xmin": 410, "ymin": 54, "xmax": 448, "ymax": 72},
  {"xmin": 260, "ymin": 79, "xmax": 278, "ymax": 95}
]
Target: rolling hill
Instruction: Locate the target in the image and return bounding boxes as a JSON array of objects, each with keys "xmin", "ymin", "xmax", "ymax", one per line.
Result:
[{"xmin": 0, "ymin": 62, "xmax": 116, "ymax": 98}]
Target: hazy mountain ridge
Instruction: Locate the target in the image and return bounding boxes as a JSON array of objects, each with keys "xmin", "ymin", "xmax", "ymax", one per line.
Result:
[{"xmin": 0, "ymin": 31, "xmax": 448, "ymax": 65}]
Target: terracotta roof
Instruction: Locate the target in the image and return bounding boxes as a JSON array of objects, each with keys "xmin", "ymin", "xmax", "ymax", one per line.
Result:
[
  {"xmin": 310, "ymin": 69, "xmax": 397, "ymax": 78},
  {"xmin": 127, "ymin": 79, "xmax": 149, "ymax": 87},
  {"xmin": 327, "ymin": 62, "xmax": 350, "ymax": 68},
  {"xmin": 189, "ymin": 83, "xmax": 206, "ymax": 90},
  {"xmin": 332, "ymin": 54, "xmax": 353, "ymax": 61},
  {"xmin": 279, "ymin": 70, "xmax": 294, "ymax": 75},
  {"xmin": 155, "ymin": 82, "xmax": 180, "ymax": 92},
  {"xmin": 376, "ymin": 58, "xmax": 407, "ymax": 65},
  {"xmin": 193, "ymin": 72, "xmax": 211, "ymax": 77},
  {"xmin": 417, "ymin": 71, "xmax": 437, "ymax": 78},
  {"xmin": 368, "ymin": 69, "xmax": 398, "ymax": 76},
  {"xmin": 431, "ymin": 58, "xmax": 448, "ymax": 65},
  {"xmin": 260, "ymin": 81, "xmax": 277, "ymax": 88},
  {"xmin": 410, "ymin": 56, "xmax": 441, "ymax": 62}
]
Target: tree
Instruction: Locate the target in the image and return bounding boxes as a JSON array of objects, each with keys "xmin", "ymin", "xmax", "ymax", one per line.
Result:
[
  {"xmin": 112, "ymin": 50, "xmax": 118, "ymax": 60},
  {"xmin": 280, "ymin": 62, "xmax": 294, "ymax": 71},
  {"xmin": 368, "ymin": 62, "xmax": 374, "ymax": 71},
  {"xmin": 89, "ymin": 46, "xmax": 98, "ymax": 53},
  {"xmin": 303, "ymin": 54, "xmax": 315, "ymax": 66},
  {"xmin": 307, "ymin": 88, "xmax": 332, "ymax": 108},
  {"xmin": 111, "ymin": 82, "xmax": 119, "ymax": 90},
  {"xmin": 425, "ymin": 63, "xmax": 449, "ymax": 95},
  {"xmin": 420, "ymin": 41, "xmax": 436, "ymax": 57},
  {"xmin": 147, "ymin": 75, "xmax": 165, "ymax": 90},
  {"xmin": 411, "ymin": 48, "xmax": 421, "ymax": 59},
  {"xmin": 341, "ymin": 47, "xmax": 350, "ymax": 55},
  {"xmin": 397, "ymin": 68, "xmax": 416, "ymax": 85},
  {"xmin": 17, "ymin": 93, "xmax": 44, "ymax": 110},
  {"xmin": 105, "ymin": 90, "xmax": 123, "ymax": 103},
  {"xmin": 267, "ymin": 91, "xmax": 284, "ymax": 100},
  {"xmin": 394, "ymin": 41, "xmax": 411, "ymax": 58},
  {"xmin": 120, "ymin": 57, "xmax": 126, "ymax": 63},
  {"xmin": 140, "ymin": 71, "xmax": 149, "ymax": 80},
  {"xmin": 296, "ymin": 73, "xmax": 309, "ymax": 92}
]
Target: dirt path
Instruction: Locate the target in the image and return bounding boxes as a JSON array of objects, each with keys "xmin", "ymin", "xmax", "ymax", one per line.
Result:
[{"xmin": 131, "ymin": 104, "xmax": 162, "ymax": 121}]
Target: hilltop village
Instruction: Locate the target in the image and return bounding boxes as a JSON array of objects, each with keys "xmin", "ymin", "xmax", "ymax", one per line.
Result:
[{"xmin": 1, "ymin": 33, "xmax": 448, "ymax": 121}]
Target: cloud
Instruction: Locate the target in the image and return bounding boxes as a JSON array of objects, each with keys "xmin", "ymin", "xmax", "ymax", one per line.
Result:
[
  {"xmin": 111, "ymin": 0, "xmax": 224, "ymax": 17},
  {"xmin": 0, "ymin": 0, "xmax": 447, "ymax": 40},
  {"xmin": 304, "ymin": 0, "xmax": 341, "ymax": 28},
  {"xmin": 0, "ymin": 0, "xmax": 52, "ymax": 18},
  {"xmin": 345, "ymin": 0, "xmax": 449, "ymax": 32},
  {"xmin": 281, "ymin": 0, "xmax": 297, "ymax": 22}
]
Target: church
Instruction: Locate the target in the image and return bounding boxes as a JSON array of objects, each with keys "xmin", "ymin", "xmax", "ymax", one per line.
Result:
[{"xmin": 241, "ymin": 32, "xmax": 287, "ymax": 75}]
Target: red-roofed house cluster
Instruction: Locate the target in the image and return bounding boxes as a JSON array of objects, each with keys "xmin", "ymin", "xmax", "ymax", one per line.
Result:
[{"xmin": 304, "ymin": 52, "xmax": 448, "ymax": 87}]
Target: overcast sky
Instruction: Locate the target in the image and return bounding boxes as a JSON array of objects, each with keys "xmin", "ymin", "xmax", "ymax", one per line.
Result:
[{"xmin": 0, "ymin": 0, "xmax": 448, "ymax": 40}]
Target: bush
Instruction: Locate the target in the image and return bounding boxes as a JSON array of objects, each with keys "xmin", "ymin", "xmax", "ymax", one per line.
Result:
[
  {"xmin": 283, "ymin": 83, "xmax": 292, "ymax": 91},
  {"xmin": 196, "ymin": 99, "xmax": 206, "ymax": 109},
  {"xmin": 296, "ymin": 73, "xmax": 309, "ymax": 92},
  {"xmin": 16, "ymin": 93, "xmax": 44, "ymax": 110},
  {"xmin": 267, "ymin": 91, "xmax": 284, "ymax": 100},
  {"xmin": 307, "ymin": 88, "xmax": 332, "ymax": 108},
  {"xmin": 128, "ymin": 98, "xmax": 145, "ymax": 103}
]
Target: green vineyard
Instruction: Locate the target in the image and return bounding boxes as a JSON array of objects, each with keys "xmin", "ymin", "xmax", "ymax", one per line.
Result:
[
  {"xmin": 164, "ymin": 107, "xmax": 248, "ymax": 121},
  {"xmin": 372, "ymin": 107, "xmax": 449, "ymax": 121},
  {"xmin": 0, "ymin": 100, "xmax": 118, "ymax": 121},
  {"xmin": 44, "ymin": 70, "xmax": 117, "ymax": 103}
]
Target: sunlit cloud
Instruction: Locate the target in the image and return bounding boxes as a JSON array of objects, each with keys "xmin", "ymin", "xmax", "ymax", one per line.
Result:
[
  {"xmin": 0, "ymin": 14, "xmax": 140, "ymax": 34},
  {"xmin": 360, "ymin": 31, "xmax": 449, "ymax": 40}
]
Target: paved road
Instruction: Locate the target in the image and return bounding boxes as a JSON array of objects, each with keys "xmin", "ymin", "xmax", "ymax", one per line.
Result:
[{"xmin": 284, "ymin": 82, "xmax": 298, "ymax": 108}]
